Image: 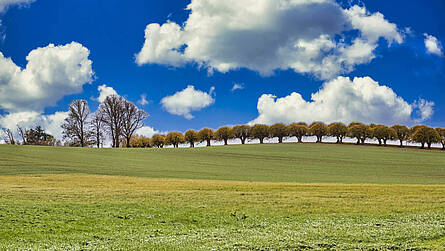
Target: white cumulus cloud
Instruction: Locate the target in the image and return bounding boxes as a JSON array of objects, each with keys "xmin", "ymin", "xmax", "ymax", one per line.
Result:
[
  {"xmin": 0, "ymin": 42, "xmax": 93, "ymax": 139},
  {"xmin": 424, "ymin": 33, "xmax": 443, "ymax": 56},
  {"xmin": 136, "ymin": 126, "xmax": 164, "ymax": 138},
  {"xmin": 96, "ymin": 84, "xmax": 118, "ymax": 103},
  {"xmin": 0, "ymin": 111, "xmax": 68, "ymax": 139},
  {"xmin": 135, "ymin": 0, "xmax": 404, "ymax": 79},
  {"xmin": 249, "ymin": 76, "xmax": 433, "ymax": 126},
  {"xmin": 0, "ymin": 42, "xmax": 93, "ymax": 113},
  {"xmin": 161, "ymin": 85, "xmax": 214, "ymax": 119}
]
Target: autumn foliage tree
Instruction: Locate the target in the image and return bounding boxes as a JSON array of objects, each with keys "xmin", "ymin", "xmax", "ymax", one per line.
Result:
[
  {"xmin": 232, "ymin": 125, "xmax": 250, "ymax": 144},
  {"xmin": 328, "ymin": 123, "xmax": 347, "ymax": 143},
  {"xmin": 391, "ymin": 125, "xmax": 411, "ymax": 147},
  {"xmin": 199, "ymin": 128, "xmax": 215, "ymax": 147},
  {"xmin": 184, "ymin": 130, "xmax": 199, "ymax": 147},
  {"xmin": 269, "ymin": 123, "xmax": 288, "ymax": 143},
  {"xmin": 348, "ymin": 123, "xmax": 372, "ymax": 145},
  {"xmin": 372, "ymin": 125, "xmax": 396, "ymax": 146},
  {"xmin": 411, "ymin": 126, "xmax": 440, "ymax": 149},
  {"xmin": 151, "ymin": 134, "xmax": 165, "ymax": 148},
  {"xmin": 215, "ymin": 126, "xmax": 232, "ymax": 145},
  {"xmin": 287, "ymin": 123, "xmax": 308, "ymax": 143},
  {"xmin": 129, "ymin": 135, "xmax": 151, "ymax": 148},
  {"xmin": 166, "ymin": 132, "xmax": 185, "ymax": 148},
  {"xmin": 309, "ymin": 122, "xmax": 328, "ymax": 143},
  {"xmin": 435, "ymin": 128, "xmax": 445, "ymax": 150},
  {"xmin": 250, "ymin": 124, "xmax": 269, "ymax": 144}
]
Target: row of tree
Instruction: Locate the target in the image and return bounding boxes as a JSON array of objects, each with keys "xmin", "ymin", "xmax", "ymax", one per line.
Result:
[
  {"xmin": 128, "ymin": 122, "xmax": 445, "ymax": 150},
  {"xmin": 2, "ymin": 98, "xmax": 444, "ymax": 150}
]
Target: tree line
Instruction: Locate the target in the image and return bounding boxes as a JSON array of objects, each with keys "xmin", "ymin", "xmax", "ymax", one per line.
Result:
[
  {"xmin": 129, "ymin": 122, "xmax": 445, "ymax": 150},
  {"xmin": 2, "ymin": 97, "xmax": 445, "ymax": 150}
]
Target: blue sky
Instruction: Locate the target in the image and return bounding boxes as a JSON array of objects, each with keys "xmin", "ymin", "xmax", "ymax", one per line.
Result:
[{"xmin": 0, "ymin": 0, "xmax": 444, "ymax": 138}]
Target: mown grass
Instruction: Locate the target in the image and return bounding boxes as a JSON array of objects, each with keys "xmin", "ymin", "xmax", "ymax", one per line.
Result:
[
  {"xmin": 1, "ymin": 143, "xmax": 444, "ymax": 184},
  {"xmin": 0, "ymin": 144, "xmax": 444, "ymax": 249}
]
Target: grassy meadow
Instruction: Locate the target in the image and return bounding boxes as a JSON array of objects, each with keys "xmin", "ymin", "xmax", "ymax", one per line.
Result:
[{"xmin": 0, "ymin": 143, "xmax": 444, "ymax": 249}]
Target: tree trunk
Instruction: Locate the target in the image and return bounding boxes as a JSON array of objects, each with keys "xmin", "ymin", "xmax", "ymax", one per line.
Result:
[
  {"xmin": 278, "ymin": 137, "xmax": 283, "ymax": 143},
  {"xmin": 241, "ymin": 138, "xmax": 245, "ymax": 144},
  {"xmin": 442, "ymin": 142, "xmax": 445, "ymax": 150},
  {"xmin": 80, "ymin": 123, "xmax": 84, "ymax": 147},
  {"xmin": 224, "ymin": 139, "xmax": 228, "ymax": 145},
  {"xmin": 297, "ymin": 136, "xmax": 302, "ymax": 143},
  {"xmin": 206, "ymin": 140, "xmax": 211, "ymax": 147},
  {"xmin": 190, "ymin": 142, "xmax": 194, "ymax": 148},
  {"xmin": 126, "ymin": 137, "xmax": 131, "ymax": 148},
  {"xmin": 356, "ymin": 138, "xmax": 360, "ymax": 145},
  {"xmin": 399, "ymin": 139, "xmax": 403, "ymax": 148},
  {"xmin": 420, "ymin": 142, "xmax": 425, "ymax": 149},
  {"xmin": 259, "ymin": 138, "xmax": 264, "ymax": 144},
  {"xmin": 336, "ymin": 137, "xmax": 340, "ymax": 144},
  {"xmin": 378, "ymin": 139, "xmax": 382, "ymax": 146},
  {"xmin": 427, "ymin": 142, "xmax": 432, "ymax": 149},
  {"xmin": 383, "ymin": 139, "xmax": 387, "ymax": 146}
]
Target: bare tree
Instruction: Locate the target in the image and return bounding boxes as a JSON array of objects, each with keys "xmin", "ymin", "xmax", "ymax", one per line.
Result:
[
  {"xmin": 90, "ymin": 112, "xmax": 104, "ymax": 148},
  {"xmin": 2, "ymin": 129, "xmax": 15, "ymax": 145},
  {"xmin": 121, "ymin": 100, "xmax": 148, "ymax": 148},
  {"xmin": 17, "ymin": 125, "xmax": 27, "ymax": 145},
  {"xmin": 61, "ymin": 100, "xmax": 91, "ymax": 147},
  {"xmin": 99, "ymin": 95, "xmax": 125, "ymax": 148}
]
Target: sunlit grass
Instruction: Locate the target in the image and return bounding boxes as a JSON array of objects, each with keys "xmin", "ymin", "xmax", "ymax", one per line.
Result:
[
  {"xmin": 0, "ymin": 174, "xmax": 444, "ymax": 249},
  {"xmin": 0, "ymin": 143, "xmax": 444, "ymax": 249}
]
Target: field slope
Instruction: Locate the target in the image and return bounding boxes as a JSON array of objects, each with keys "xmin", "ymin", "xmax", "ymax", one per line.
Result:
[
  {"xmin": 0, "ymin": 144, "xmax": 444, "ymax": 250},
  {"xmin": 1, "ymin": 143, "xmax": 445, "ymax": 184}
]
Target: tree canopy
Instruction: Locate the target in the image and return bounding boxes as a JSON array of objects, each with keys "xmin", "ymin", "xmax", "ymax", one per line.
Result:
[
  {"xmin": 250, "ymin": 124, "xmax": 269, "ymax": 144},
  {"xmin": 310, "ymin": 122, "xmax": 328, "ymax": 143},
  {"xmin": 199, "ymin": 128, "xmax": 215, "ymax": 147},
  {"xmin": 269, "ymin": 123, "xmax": 288, "ymax": 143}
]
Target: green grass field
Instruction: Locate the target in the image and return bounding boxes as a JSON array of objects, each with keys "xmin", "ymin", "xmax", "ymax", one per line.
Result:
[{"xmin": 0, "ymin": 143, "xmax": 444, "ymax": 250}]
